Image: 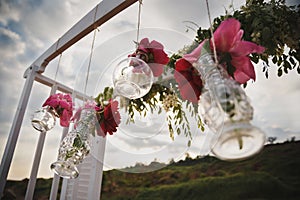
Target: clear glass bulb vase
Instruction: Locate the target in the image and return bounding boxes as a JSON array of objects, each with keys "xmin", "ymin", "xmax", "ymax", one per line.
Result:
[
  {"xmin": 112, "ymin": 56, "xmax": 154, "ymax": 99},
  {"xmin": 196, "ymin": 54, "xmax": 266, "ymax": 161},
  {"xmin": 31, "ymin": 106, "xmax": 58, "ymax": 132},
  {"xmin": 50, "ymin": 108, "xmax": 96, "ymax": 179}
]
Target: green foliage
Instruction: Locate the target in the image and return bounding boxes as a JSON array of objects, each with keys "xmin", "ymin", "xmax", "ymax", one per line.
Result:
[
  {"xmin": 135, "ymin": 172, "xmax": 299, "ymax": 200},
  {"xmin": 195, "ymin": 0, "xmax": 300, "ymax": 78},
  {"xmin": 94, "ymin": 86, "xmax": 114, "ymax": 106},
  {"xmin": 236, "ymin": 0, "xmax": 300, "ymax": 77},
  {"xmin": 125, "ymin": 83, "xmax": 204, "ymax": 146}
]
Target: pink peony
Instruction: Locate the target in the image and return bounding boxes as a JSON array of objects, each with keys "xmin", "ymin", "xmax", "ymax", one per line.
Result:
[
  {"xmin": 174, "ymin": 18, "xmax": 265, "ymax": 102},
  {"xmin": 177, "ymin": 18, "xmax": 265, "ymax": 85},
  {"xmin": 213, "ymin": 18, "xmax": 265, "ymax": 83},
  {"xmin": 42, "ymin": 93, "xmax": 73, "ymax": 127}
]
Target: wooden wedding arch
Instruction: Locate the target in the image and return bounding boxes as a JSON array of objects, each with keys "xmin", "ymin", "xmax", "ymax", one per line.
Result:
[{"xmin": 0, "ymin": 0, "xmax": 139, "ymax": 199}]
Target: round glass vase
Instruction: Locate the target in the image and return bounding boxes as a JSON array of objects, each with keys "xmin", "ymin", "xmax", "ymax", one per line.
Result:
[
  {"xmin": 196, "ymin": 53, "xmax": 266, "ymax": 161},
  {"xmin": 112, "ymin": 56, "xmax": 154, "ymax": 99},
  {"xmin": 31, "ymin": 106, "xmax": 58, "ymax": 132},
  {"xmin": 50, "ymin": 108, "xmax": 96, "ymax": 179}
]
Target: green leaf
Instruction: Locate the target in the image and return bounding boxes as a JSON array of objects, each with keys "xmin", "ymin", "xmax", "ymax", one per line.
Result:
[
  {"xmin": 278, "ymin": 68, "xmax": 283, "ymax": 77},
  {"xmin": 187, "ymin": 140, "xmax": 191, "ymax": 147},
  {"xmin": 73, "ymin": 134, "xmax": 83, "ymax": 148},
  {"xmin": 177, "ymin": 128, "xmax": 181, "ymax": 135},
  {"xmin": 289, "ymin": 56, "xmax": 295, "ymax": 66},
  {"xmin": 272, "ymin": 56, "xmax": 277, "ymax": 64}
]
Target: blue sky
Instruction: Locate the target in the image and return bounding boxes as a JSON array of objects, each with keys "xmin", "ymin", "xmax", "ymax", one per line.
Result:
[{"xmin": 0, "ymin": 0, "xmax": 299, "ymax": 180}]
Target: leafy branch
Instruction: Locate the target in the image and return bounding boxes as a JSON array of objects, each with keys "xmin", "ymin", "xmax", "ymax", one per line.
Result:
[{"xmin": 195, "ymin": 0, "xmax": 300, "ymax": 78}]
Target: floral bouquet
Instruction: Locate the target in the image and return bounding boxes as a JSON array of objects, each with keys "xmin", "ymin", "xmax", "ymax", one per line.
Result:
[
  {"xmin": 50, "ymin": 88, "xmax": 121, "ymax": 178},
  {"xmin": 42, "ymin": 93, "xmax": 73, "ymax": 127},
  {"xmin": 31, "ymin": 93, "xmax": 73, "ymax": 132}
]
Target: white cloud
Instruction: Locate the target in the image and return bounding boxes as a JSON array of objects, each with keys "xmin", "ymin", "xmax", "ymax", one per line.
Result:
[
  {"xmin": 0, "ymin": 27, "xmax": 25, "ymax": 58},
  {"xmin": 0, "ymin": 0, "xmax": 21, "ymax": 25}
]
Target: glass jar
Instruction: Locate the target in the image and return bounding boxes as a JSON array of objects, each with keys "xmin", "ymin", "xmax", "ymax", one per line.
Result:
[
  {"xmin": 112, "ymin": 57, "xmax": 153, "ymax": 99},
  {"xmin": 196, "ymin": 53, "xmax": 266, "ymax": 161},
  {"xmin": 50, "ymin": 108, "xmax": 95, "ymax": 179},
  {"xmin": 31, "ymin": 106, "xmax": 58, "ymax": 132}
]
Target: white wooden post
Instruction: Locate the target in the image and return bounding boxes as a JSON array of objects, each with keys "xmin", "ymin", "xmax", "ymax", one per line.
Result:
[
  {"xmin": 49, "ymin": 127, "xmax": 69, "ymax": 200},
  {"xmin": 59, "ymin": 136, "xmax": 106, "ymax": 200},
  {"xmin": 0, "ymin": 65, "xmax": 38, "ymax": 198},
  {"xmin": 25, "ymin": 85, "xmax": 58, "ymax": 200}
]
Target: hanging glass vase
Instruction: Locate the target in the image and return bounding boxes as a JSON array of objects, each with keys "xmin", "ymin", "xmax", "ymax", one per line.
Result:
[
  {"xmin": 31, "ymin": 106, "xmax": 58, "ymax": 132},
  {"xmin": 50, "ymin": 108, "xmax": 95, "ymax": 179},
  {"xmin": 112, "ymin": 56, "xmax": 153, "ymax": 99},
  {"xmin": 196, "ymin": 53, "xmax": 266, "ymax": 161}
]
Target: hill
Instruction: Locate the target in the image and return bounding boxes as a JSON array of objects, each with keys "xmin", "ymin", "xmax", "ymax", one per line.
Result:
[
  {"xmin": 101, "ymin": 141, "xmax": 300, "ymax": 200},
  {"xmin": 2, "ymin": 141, "xmax": 300, "ymax": 199}
]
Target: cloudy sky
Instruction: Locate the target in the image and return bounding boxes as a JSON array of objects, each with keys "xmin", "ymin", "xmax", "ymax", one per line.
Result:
[{"xmin": 0, "ymin": 0, "xmax": 299, "ymax": 180}]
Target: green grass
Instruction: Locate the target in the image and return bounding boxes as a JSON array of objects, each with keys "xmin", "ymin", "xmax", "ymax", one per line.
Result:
[
  {"xmin": 101, "ymin": 141, "xmax": 300, "ymax": 200},
  {"xmin": 134, "ymin": 172, "xmax": 299, "ymax": 200}
]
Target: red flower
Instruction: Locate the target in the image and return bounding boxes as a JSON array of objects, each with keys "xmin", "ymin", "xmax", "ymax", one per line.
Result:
[
  {"xmin": 42, "ymin": 93, "xmax": 73, "ymax": 127},
  {"xmin": 96, "ymin": 100, "xmax": 121, "ymax": 137},
  {"xmin": 174, "ymin": 41, "xmax": 205, "ymax": 103},
  {"xmin": 174, "ymin": 58, "xmax": 203, "ymax": 103},
  {"xmin": 130, "ymin": 38, "xmax": 169, "ymax": 77}
]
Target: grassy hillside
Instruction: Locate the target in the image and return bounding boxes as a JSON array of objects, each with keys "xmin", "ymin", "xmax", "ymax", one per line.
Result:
[
  {"xmin": 2, "ymin": 141, "xmax": 300, "ymax": 199},
  {"xmin": 101, "ymin": 141, "xmax": 300, "ymax": 200}
]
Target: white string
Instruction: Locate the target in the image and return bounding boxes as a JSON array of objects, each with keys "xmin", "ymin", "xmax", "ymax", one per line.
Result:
[
  {"xmin": 205, "ymin": 0, "xmax": 218, "ymax": 65},
  {"xmin": 54, "ymin": 53, "xmax": 62, "ymax": 81},
  {"xmin": 83, "ymin": 5, "xmax": 99, "ymax": 96},
  {"xmin": 136, "ymin": 0, "xmax": 143, "ymax": 47},
  {"xmin": 84, "ymin": 30, "xmax": 97, "ymax": 97}
]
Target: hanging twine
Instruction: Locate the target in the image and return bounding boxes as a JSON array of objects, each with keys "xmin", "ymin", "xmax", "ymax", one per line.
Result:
[
  {"xmin": 83, "ymin": 5, "xmax": 99, "ymax": 96},
  {"xmin": 205, "ymin": 0, "xmax": 218, "ymax": 65},
  {"xmin": 54, "ymin": 53, "xmax": 62, "ymax": 81},
  {"xmin": 136, "ymin": 0, "xmax": 143, "ymax": 47},
  {"xmin": 83, "ymin": 29, "xmax": 97, "ymax": 95}
]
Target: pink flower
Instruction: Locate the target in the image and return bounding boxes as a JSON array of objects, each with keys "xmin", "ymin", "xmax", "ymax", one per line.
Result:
[
  {"xmin": 42, "ymin": 93, "xmax": 73, "ymax": 127},
  {"xmin": 178, "ymin": 18, "xmax": 265, "ymax": 84},
  {"xmin": 213, "ymin": 18, "xmax": 265, "ymax": 83},
  {"xmin": 130, "ymin": 38, "xmax": 169, "ymax": 77},
  {"xmin": 60, "ymin": 109, "xmax": 73, "ymax": 127}
]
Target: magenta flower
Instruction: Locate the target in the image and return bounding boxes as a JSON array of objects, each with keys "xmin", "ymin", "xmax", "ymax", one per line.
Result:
[
  {"xmin": 174, "ymin": 40, "xmax": 206, "ymax": 102},
  {"xmin": 42, "ymin": 93, "xmax": 73, "ymax": 127},
  {"xmin": 95, "ymin": 99, "xmax": 121, "ymax": 137},
  {"xmin": 178, "ymin": 18, "xmax": 265, "ymax": 84},
  {"xmin": 213, "ymin": 18, "xmax": 265, "ymax": 83},
  {"xmin": 129, "ymin": 38, "xmax": 169, "ymax": 77},
  {"xmin": 174, "ymin": 58, "xmax": 203, "ymax": 103}
]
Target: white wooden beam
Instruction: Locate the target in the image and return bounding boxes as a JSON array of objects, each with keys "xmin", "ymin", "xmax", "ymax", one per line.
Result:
[{"xmin": 32, "ymin": 0, "xmax": 138, "ymax": 73}]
